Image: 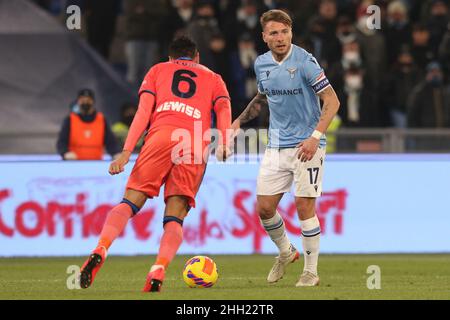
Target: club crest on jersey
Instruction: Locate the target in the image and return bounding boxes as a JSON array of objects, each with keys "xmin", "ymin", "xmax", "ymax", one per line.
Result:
[{"xmin": 287, "ymin": 67, "xmax": 297, "ymax": 79}]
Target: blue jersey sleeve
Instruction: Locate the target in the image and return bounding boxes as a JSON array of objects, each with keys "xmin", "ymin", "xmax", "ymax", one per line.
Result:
[
  {"xmin": 254, "ymin": 59, "xmax": 264, "ymax": 94},
  {"xmin": 303, "ymin": 54, "xmax": 331, "ymax": 94}
]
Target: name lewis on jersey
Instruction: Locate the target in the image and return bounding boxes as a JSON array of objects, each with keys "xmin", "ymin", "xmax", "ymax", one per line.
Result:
[{"xmin": 156, "ymin": 101, "xmax": 201, "ymax": 119}]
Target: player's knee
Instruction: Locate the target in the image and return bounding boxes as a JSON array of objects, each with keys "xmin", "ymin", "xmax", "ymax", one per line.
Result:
[
  {"xmin": 163, "ymin": 216, "xmax": 184, "ymax": 227},
  {"xmin": 165, "ymin": 196, "xmax": 190, "ymax": 217},
  {"xmin": 256, "ymin": 202, "xmax": 277, "ymax": 220},
  {"xmin": 123, "ymin": 189, "xmax": 147, "ymax": 209},
  {"xmin": 121, "ymin": 198, "xmax": 141, "ymax": 216},
  {"xmin": 295, "ymin": 197, "xmax": 316, "ymax": 218}
]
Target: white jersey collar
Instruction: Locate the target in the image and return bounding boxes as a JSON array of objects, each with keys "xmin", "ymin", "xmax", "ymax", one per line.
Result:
[{"xmin": 272, "ymin": 44, "xmax": 293, "ymax": 65}]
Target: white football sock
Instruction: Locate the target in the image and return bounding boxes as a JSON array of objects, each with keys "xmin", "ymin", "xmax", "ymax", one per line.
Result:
[
  {"xmin": 261, "ymin": 211, "xmax": 291, "ymax": 255},
  {"xmin": 301, "ymin": 215, "xmax": 321, "ymax": 275}
]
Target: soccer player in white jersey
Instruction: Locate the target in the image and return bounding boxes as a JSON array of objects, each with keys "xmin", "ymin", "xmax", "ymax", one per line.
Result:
[{"xmin": 231, "ymin": 9, "xmax": 340, "ymax": 286}]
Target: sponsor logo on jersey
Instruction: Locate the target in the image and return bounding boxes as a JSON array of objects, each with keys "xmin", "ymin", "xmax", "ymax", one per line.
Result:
[
  {"xmin": 263, "ymin": 88, "xmax": 303, "ymax": 97},
  {"xmin": 156, "ymin": 101, "xmax": 201, "ymax": 119}
]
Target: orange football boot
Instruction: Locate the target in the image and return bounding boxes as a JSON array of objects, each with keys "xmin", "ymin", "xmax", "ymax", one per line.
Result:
[
  {"xmin": 79, "ymin": 246, "xmax": 107, "ymax": 289},
  {"xmin": 142, "ymin": 265, "xmax": 165, "ymax": 293}
]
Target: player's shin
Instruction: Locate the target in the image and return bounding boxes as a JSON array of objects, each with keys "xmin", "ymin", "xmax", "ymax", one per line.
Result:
[
  {"xmin": 300, "ymin": 215, "xmax": 321, "ymax": 275},
  {"xmin": 154, "ymin": 217, "xmax": 184, "ymax": 269},
  {"xmin": 143, "ymin": 218, "xmax": 183, "ymax": 292},
  {"xmin": 261, "ymin": 211, "xmax": 292, "ymax": 256},
  {"xmin": 80, "ymin": 201, "xmax": 134, "ymax": 289},
  {"xmin": 97, "ymin": 201, "xmax": 134, "ymax": 252}
]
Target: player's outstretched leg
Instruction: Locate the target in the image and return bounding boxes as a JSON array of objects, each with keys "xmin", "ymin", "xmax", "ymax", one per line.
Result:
[
  {"xmin": 80, "ymin": 199, "xmax": 137, "ymax": 289},
  {"xmin": 296, "ymin": 215, "xmax": 321, "ymax": 287},
  {"xmin": 260, "ymin": 209, "xmax": 299, "ymax": 283},
  {"xmin": 142, "ymin": 217, "xmax": 184, "ymax": 292}
]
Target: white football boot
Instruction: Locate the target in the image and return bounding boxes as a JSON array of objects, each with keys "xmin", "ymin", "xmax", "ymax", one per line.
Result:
[
  {"xmin": 267, "ymin": 245, "xmax": 300, "ymax": 283},
  {"xmin": 295, "ymin": 271, "xmax": 320, "ymax": 287}
]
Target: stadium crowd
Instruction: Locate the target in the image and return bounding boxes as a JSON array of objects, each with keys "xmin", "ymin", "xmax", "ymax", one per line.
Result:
[{"xmin": 33, "ymin": 0, "xmax": 450, "ymax": 130}]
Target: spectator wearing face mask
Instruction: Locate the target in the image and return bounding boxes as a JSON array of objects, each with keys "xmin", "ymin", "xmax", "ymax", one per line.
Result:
[
  {"xmin": 328, "ymin": 39, "xmax": 379, "ymax": 127},
  {"xmin": 355, "ymin": 11, "xmax": 387, "ymax": 89},
  {"xmin": 163, "ymin": 0, "xmax": 194, "ymax": 52},
  {"xmin": 410, "ymin": 23, "xmax": 436, "ymax": 72},
  {"xmin": 422, "ymin": 0, "xmax": 449, "ymax": 55},
  {"xmin": 186, "ymin": 0, "xmax": 221, "ymax": 70},
  {"xmin": 306, "ymin": 0, "xmax": 342, "ymax": 70},
  {"xmin": 407, "ymin": 62, "xmax": 450, "ymax": 128},
  {"xmin": 236, "ymin": 0, "xmax": 266, "ymax": 53},
  {"xmin": 208, "ymin": 32, "xmax": 230, "ymax": 85},
  {"xmin": 384, "ymin": 0, "xmax": 412, "ymax": 67},
  {"xmin": 328, "ymin": 39, "xmax": 362, "ymax": 93},
  {"xmin": 56, "ymin": 89, "xmax": 121, "ymax": 160},
  {"xmin": 230, "ymin": 33, "xmax": 260, "ymax": 126},
  {"xmin": 382, "ymin": 48, "xmax": 423, "ymax": 128},
  {"xmin": 341, "ymin": 65, "xmax": 378, "ymax": 127},
  {"xmin": 335, "ymin": 16, "xmax": 356, "ymax": 46}
]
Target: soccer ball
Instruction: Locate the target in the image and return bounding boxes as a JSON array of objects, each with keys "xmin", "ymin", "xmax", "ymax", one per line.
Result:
[{"xmin": 183, "ymin": 256, "xmax": 218, "ymax": 288}]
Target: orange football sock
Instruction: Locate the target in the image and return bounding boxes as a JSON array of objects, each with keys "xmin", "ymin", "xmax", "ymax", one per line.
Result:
[
  {"xmin": 97, "ymin": 203, "xmax": 133, "ymax": 250},
  {"xmin": 155, "ymin": 221, "xmax": 183, "ymax": 269}
]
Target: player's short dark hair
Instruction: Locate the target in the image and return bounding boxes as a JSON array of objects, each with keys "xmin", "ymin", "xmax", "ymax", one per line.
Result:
[
  {"xmin": 169, "ymin": 36, "xmax": 198, "ymax": 59},
  {"xmin": 260, "ymin": 9, "xmax": 292, "ymax": 31}
]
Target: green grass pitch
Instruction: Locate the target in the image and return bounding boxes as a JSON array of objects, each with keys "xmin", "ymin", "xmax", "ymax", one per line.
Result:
[{"xmin": 1, "ymin": 254, "xmax": 449, "ymax": 300}]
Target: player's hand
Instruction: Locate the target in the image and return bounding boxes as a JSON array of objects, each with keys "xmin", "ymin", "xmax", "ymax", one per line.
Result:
[
  {"xmin": 297, "ymin": 137, "xmax": 319, "ymax": 162},
  {"xmin": 215, "ymin": 144, "xmax": 232, "ymax": 162},
  {"xmin": 63, "ymin": 151, "xmax": 77, "ymax": 161},
  {"xmin": 109, "ymin": 150, "xmax": 131, "ymax": 175}
]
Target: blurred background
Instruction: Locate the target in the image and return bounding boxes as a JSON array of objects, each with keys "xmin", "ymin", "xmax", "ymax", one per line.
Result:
[{"xmin": 0, "ymin": 0, "xmax": 449, "ymax": 155}]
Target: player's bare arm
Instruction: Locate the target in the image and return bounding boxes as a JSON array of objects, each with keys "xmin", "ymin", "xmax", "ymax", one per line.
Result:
[
  {"xmin": 316, "ymin": 86, "xmax": 340, "ymax": 134},
  {"xmin": 214, "ymin": 97, "xmax": 233, "ymax": 162},
  {"xmin": 231, "ymin": 93, "xmax": 268, "ymax": 133},
  {"xmin": 109, "ymin": 92, "xmax": 155, "ymax": 175},
  {"xmin": 298, "ymin": 86, "xmax": 340, "ymax": 161}
]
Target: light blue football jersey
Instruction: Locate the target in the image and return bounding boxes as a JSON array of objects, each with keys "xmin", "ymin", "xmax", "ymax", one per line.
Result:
[{"xmin": 255, "ymin": 44, "xmax": 330, "ymax": 148}]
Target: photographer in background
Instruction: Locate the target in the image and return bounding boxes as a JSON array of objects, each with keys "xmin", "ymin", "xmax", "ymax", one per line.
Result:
[{"xmin": 56, "ymin": 89, "xmax": 121, "ymax": 160}]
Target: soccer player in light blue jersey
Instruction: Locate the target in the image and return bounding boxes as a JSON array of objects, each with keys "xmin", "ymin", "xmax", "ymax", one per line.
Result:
[{"xmin": 232, "ymin": 9, "xmax": 340, "ymax": 287}]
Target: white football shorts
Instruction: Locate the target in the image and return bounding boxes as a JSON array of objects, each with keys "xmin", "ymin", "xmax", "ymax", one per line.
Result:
[{"xmin": 256, "ymin": 146, "xmax": 326, "ymax": 197}]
